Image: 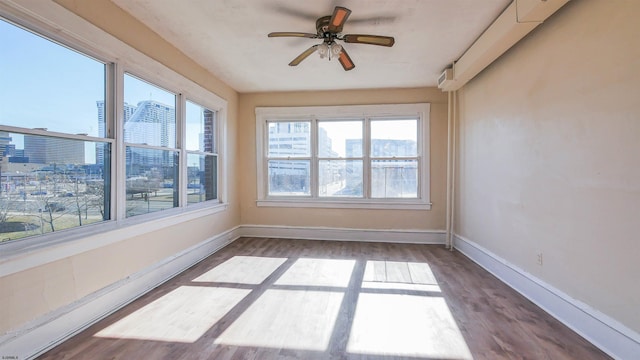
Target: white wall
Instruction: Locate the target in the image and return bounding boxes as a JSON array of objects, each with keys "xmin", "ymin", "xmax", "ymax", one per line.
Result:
[{"xmin": 456, "ymin": 0, "xmax": 640, "ymax": 335}]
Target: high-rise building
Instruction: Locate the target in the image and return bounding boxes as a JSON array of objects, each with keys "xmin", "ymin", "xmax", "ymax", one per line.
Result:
[
  {"xmin": 96, "ymin": 101, "xmax": 137, "ymax": 166},
  {"xmin": 97, "ymin": 100, "xmax": 175, "ymax": 168},
  {"xmin": 124, "ymin": 100, "xmax": 176, "ymax": 168},
  {"xmin": 0, "ymin": 131, "xmax": 12, "ymax": 161},
  {"xmin": 23, "ymin": 132, "xmax": 84, "ymax": 165},
  {"xmin": 123, "ymin": 100, "xmax": 175, "ymax": 147}
]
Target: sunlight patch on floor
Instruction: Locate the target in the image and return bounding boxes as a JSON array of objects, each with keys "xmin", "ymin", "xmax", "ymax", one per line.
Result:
[
  {"xmin": 94, "ymin": 286, "xmax": 250, "ymax": 343},
  {"xmin": 192, "ymin": 256, "xmax": 287, "ymax": 284},
  {"xmin": 363, "ymin": 260, "xmax": 438, "ymax": 284},
  {"xmin": 214, "ymin": 289, "xmax": 344, "ymax": 351},
  {"xmin": 347, "ymin": 293, "xmax": 472, "ymax": 359},
  {"xmin": 362, "ymin": 260, "xmax": 442, "ymax": 292},
  {"xmin": 275, "ymin": 258, "xmax": 356, "ymax": 287}
]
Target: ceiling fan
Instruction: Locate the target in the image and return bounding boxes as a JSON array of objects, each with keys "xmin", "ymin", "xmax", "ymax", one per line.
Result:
[{"xmin": 268, "ymin": 6, "xmax": 395, "ymax": 71}]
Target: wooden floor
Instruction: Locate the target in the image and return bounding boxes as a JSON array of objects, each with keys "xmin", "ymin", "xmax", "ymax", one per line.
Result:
[{"xmin": 39, "ymin": 237, "xmax": 610, "ymax": 359}]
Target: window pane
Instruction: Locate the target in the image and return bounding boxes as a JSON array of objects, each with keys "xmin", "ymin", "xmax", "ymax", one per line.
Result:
[
  {"xmin": 187, "ymin": 153, "xmax": 217, "ymax": 205},
  {"xmin": 186, "ymin": 101, "xmax": 216, "ymax": 152},
  {"xmin": 319, "ymin": 160, "xmax": 362, "ymax": 197},
  {"xmin": 0, "ymin": 134, "xmax": 110, "ymax": 242},
  {"xmin": 125, "ymin": 147, "xmax": 178, "ymax": 217},
  {"xmin": 371, "ymin": 160, "xmax": 418, "ymax": 198},
  {"xmin": 268, "ymin": 160, "xmax": 310, "ymax": 196},
  {"xmin": 370, "ymin": 119, "xmax": 418, "ymax": 157},
  {"xmin": 0, "ymin": 19, "xmax": 105, "ymax": 136},
  {"xmin": 318, "ymin": 121, "xmax": 362, "ymax": 158},
  {"xmin": 123, "ymin": 74, "xmax": 176, "ymax": 148},
  {"xmin": 267, "ymin": 122, "xmax": 310, "ymax": 157}
]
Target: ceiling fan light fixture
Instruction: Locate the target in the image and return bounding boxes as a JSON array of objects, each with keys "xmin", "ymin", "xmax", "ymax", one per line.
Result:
[
  {"xmin": 318, "ymin": 43, "xmax": 342, "ymax": 60},
  {"xmin": 331, "ymin": 43, "xmax": 343, "ymax": 57},
  {"xmin": 318, "ymin": 43, "xmax": 330, "ymax": 59}
]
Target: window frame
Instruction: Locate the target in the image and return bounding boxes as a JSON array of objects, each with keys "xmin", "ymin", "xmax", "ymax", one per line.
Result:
[
  {"xmin": 0, "ymin": 7, "xmax": 228, "ymax": 254},
  {"xmin": 255, "ymin": 103, "xmax": 431, "ymax": 210},
  {"xmin": 113, "ymin": 67, "xmax": 228, "ymax": 221}
]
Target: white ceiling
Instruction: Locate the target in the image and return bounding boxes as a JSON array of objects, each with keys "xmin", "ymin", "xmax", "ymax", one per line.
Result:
[{"xmin": 110, "ymin": 0, "xmax": 511, "ymax": 93}]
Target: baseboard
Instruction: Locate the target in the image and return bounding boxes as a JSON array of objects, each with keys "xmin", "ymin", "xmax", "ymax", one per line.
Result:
[
  {"xmin": 0, "ymin": 226, "xmax": 242, "ymax": 360},
  {"xmin": 453, "ymin": 234, "xmax": 640, "ymax": 360},
  {"xmin": 238, "ymin": 224, "xmax": 446, "ymax": 244}
]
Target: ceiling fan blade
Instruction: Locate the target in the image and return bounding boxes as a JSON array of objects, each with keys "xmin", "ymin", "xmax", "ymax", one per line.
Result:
[
  {"xmin": 328, "ymin": 6, "xmax": 351, "ymax": 32},
  {"xmin": 269, "ymin": 32, "xmax": 318, "ymax": 39},
  {"xmin": 338, "ymin": 48, "xmax": 355, "ymax": 71},
  {"xmin": 289, "ymin": 44, "xmax": 320, "ymax": 66},
  {"xmin": 343, "ymin": 34, "xmax": 395, "ymax": 47}
]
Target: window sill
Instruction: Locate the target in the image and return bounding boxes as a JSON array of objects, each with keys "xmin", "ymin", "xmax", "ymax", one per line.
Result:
[
  {"xmin": 0, "ymin": 202, "xmax": 228, "ymax": 276},
  {"xmin": 256, "ymin": 199, "xmax": 432, "ymax": 210}
]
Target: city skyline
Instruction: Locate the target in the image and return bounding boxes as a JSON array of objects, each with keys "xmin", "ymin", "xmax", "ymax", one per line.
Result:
[{"xmin": 0, "ymin": 18, "xmax": 202, "ymax": 164}]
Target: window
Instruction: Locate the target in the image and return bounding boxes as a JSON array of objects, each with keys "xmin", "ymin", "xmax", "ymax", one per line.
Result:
[
  {"xmin": 256, "ymin": 104, "xmax": 431, "ymax": 210},
  {"xmin": 267, "ymin": 121, "xmax": 311, "ymax": 196},
  {"xmin": 318, "ymin": 120, "xmax": 363, "ymax": 197},
  {"xmin": 123, "ymin": 74, "xmax": 178, "ymax": 217},
  {"xmin": 0, "ymin": 15, "xmax": 226, "ymax": 246},
  {"xmin": 0, "ymin": 18, "xmax": 111, "ymax": 241},
  {"xmin": 185, "ymin": 101, "xmax": 218, "ymax": 205},
  {"xmin": 370, "ymin": 119, "xmax": 419, "ymax": 198}
]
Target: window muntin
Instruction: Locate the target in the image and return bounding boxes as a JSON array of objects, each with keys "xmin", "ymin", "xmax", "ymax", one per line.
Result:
[
  {"xmin": 185, "ymin": 101, "xmax": 218, "ymax": 205},
  {"xmin": 0, "ymin": 18, "xmax": 111, "ymax": 242},
  {"xmin": 256, "ymin": 104, "xmax": 430, "ymax": 209}
]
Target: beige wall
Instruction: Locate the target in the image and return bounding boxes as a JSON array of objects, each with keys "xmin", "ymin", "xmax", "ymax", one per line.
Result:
[
  {"xmin": 238, "ymin": 88, "xmax": 448, "ymax": 230},
  {"xmin": 1, "ymin": 0, "xmax": 240, "ymax": 334},
  {"xmin": 1, "ymin": 215, "xmax": 233, "ymax": 332},
  {"xmin": 456, "ymin": 0, "xmax": 640, "ymax": 333}
]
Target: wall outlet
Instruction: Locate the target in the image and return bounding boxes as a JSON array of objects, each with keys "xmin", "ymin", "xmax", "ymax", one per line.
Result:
[{"xmin": 536, "ymin": 252, "xmax": 543, "ymax": 266}]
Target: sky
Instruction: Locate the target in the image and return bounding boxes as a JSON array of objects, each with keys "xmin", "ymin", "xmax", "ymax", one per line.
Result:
[{"xmin": 0, "ymin": 18, "xmax": 204, "ymax": 163}]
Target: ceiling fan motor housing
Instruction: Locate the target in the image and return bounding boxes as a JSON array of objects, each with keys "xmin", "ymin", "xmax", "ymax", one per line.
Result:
[{"xmin": 316, "ymin": 15, "xmax": 335, "ymax": 42}]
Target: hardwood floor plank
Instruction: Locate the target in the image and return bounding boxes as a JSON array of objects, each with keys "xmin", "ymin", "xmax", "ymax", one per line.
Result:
[
  {"xmin": 384, "ymin": 261, "xmax": 412, "ymax": 283},
  {"xmin": 38, "ymin": 237, "xmax": 611, "ymax": 360}
]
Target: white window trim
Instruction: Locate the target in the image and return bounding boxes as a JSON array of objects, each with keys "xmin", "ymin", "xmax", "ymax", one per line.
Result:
[
  {"xmin": 0, "ymin": 1, "xmax": 229, "ymax": 255},
  {"xmin": 255, "ymin": 103, "xmax": 431, "ymax": 210}
]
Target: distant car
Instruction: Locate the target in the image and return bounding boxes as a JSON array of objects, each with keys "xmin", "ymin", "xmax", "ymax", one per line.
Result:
[
  {"xmin": 45, "ymin": 202, "xmax": 66, "ymax": 212},
  {"xmin": 31, "ymin": 190, "xmax": 47, "ymax": 195},
  {"xmin": 58, "ymin": 192, "xmax": 74, "ymax": 197}
]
